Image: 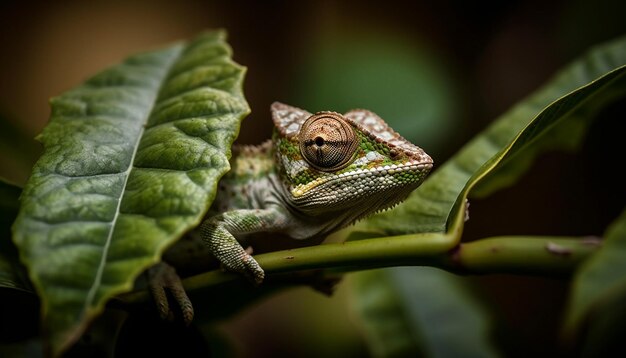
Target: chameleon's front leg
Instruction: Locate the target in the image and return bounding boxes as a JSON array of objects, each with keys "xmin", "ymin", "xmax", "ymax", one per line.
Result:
[
  {"xmin": 149, "ymin": 207, "xmax": 287, "ymax": 323},
  {"xmin": 199, "ymin": 208, "xmax": 288, "ymax": 285}
]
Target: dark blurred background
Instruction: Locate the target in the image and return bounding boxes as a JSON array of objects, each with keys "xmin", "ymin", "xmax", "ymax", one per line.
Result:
[{"xmin": 1, "ymin": 0, "xmax": 625, "ymax": 356}]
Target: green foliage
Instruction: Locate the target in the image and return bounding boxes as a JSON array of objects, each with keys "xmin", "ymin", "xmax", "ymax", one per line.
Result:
[
  {"xmin": 356, "ymin": 35, "xmax": 626, "ymax": 237},
  {"xmin": 11, "ymin": 31, "xmax": 249, "ymax": 355},
  {"xmin": 334, "ymin": 35, "xmax": 626, "ymax": 358},
  {"xmin": 565, "ymin": 209, "xmax": 626, "ymax": 338}
]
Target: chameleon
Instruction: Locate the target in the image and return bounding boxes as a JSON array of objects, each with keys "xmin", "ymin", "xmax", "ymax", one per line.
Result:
[{"xmin": 149, "ymin": 102, "xmax": 433, "ymax": 321}]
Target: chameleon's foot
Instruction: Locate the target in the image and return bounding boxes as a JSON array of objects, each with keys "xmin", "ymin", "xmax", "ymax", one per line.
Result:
[
  {"xmin": 220, "ymin": 248, "xmax": 265, "ymax": 285},
  {"xmin": 242, "ymin": 251, "xmax": 265, "ymax": 285},
  {"xmin": 148, "ymin": 262, "xmax": 194, "ymax": 325}
]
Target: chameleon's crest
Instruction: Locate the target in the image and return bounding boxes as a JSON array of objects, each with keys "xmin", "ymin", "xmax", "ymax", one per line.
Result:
[
  {"xmin": 271, "ymin": 102, "xmax": 311, "ymax": 138},
  {"xmin": 344, "ymin": 109, "xmax": 428, "ymax": 163},
  {"xmin": 271, "ymin": 102, "xmax": 428, "ymax": 163}
]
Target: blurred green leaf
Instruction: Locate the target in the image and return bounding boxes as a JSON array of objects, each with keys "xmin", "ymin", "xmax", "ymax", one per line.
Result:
[
  {"xmin": 351, "ymin": 267, "xmax": 498, "ymax": 358},
  {"xmin": 293, "ymin": 33, "xmax": 459, "ymax": 152},
  {"xmin": 352, "ymin": 35, "xmax": 626, "ymax": 237},
  {"xmin": 578, "ymin": 286, "xmax": 626, "ymax": 357},
  {"xmin": 11, "ymin": 30, "xmax": 249, "ymax": 355},
  {"xmin": 564, "ymin": 209, "xmax": 626, "ymax": 338}
]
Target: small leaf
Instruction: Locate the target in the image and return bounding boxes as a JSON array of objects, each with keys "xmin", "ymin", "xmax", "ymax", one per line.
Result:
[
  {"xmin": 0, "ymin": 179, "xmax": 21, "ymax": 229},
  {"xmin": 0, "ymin": 178, "xmax": 30, "ymax": 292},
  {"xmin": 564, "ymin": 209, "xmax": 626, "ymax": 336},
  {"xmin": 351, "ymin": 267, "xmax": 498, "ymax": 358},
  {"xmin": 12, "ymin": 30, "xmax": 249, "ymax": 355}
]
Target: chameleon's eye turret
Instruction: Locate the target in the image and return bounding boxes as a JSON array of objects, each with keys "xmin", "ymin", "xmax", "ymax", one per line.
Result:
[
  {"xmin": 272, "ymin": 102, "xmax": 432, "ymax": 214},
  {"xmin": 299, "ymin": 113, "xmax": 358, "ymax": 172}
]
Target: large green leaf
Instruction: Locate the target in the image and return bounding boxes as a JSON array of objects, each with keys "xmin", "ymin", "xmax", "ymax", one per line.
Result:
[
  {"xmin": 12, "ymin": 30, "xmax": 249, "ymax": 355},
  {"xmin": 351, "ymin": 267, "xmax": 498, "ymax": 358},
  {"xmin": 564, "ymin": 209, "xmax": 626, "ymax": 338}
]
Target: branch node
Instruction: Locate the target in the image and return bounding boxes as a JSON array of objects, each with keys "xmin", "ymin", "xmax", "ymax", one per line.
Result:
[{"xmin": 545, "ymin": 242, "xmax": 573, "ymax": 257}]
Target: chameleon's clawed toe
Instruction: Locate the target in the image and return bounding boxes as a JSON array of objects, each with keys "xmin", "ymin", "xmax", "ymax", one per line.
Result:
[
  {"xmin": 241, "ymin": 247, "xmax": 265, "ymax": 284},
  {"xmin": 148, "ymin": 262, "xmax": 194, "ymax": 325},
  {"xmin": 243, "ymin": 254, "xmax": 265, "ymax": 286},
  {"xmin": 218, "ymin": 250, "xmax": 265, "ymax": 285}
]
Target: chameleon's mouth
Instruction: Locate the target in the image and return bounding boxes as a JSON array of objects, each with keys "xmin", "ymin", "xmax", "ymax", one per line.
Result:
[{"xmin": 290, "ymin": 159, "xmax": 433, "ymax": 198}]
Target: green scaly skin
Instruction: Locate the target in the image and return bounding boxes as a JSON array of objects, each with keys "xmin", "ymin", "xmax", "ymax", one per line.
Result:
[{"xmin": 150, "ymin": 102, "xmax": 433, "ymax": 322}]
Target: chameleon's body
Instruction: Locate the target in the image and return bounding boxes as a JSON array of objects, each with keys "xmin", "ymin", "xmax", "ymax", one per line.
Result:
[
  {"xmin": 201, "ymin": 102, "xmax": 433, "ymax": 282},
  {"xmin": 152, "ymin": 102, "xmax": 432, "ymax": 321}
]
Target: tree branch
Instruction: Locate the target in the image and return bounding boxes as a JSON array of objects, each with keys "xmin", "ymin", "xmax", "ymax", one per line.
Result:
[
  {"xmin": 114, "ymin": 234, "xmax": 601, "ymax": 307},
  {"xmin": 446, "ymin": 236, "xmax": 602, "ymax": 275}
]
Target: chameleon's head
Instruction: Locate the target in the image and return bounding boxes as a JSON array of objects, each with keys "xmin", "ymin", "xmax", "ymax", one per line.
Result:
[{"xmin": 271, "ymin": 102, "xmax": 433, "ymax": 216}]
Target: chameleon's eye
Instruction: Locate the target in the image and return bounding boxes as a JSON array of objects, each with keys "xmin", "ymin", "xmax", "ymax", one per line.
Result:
[{"xmin": 299, "ymin": 113, "xmax": 358, "ymax": 171}]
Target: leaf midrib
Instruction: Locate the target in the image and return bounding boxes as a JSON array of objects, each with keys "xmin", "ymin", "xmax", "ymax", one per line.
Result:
[{"xmin": 82, "ymin": 46, "xmax": 183, "ymax": 311}]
